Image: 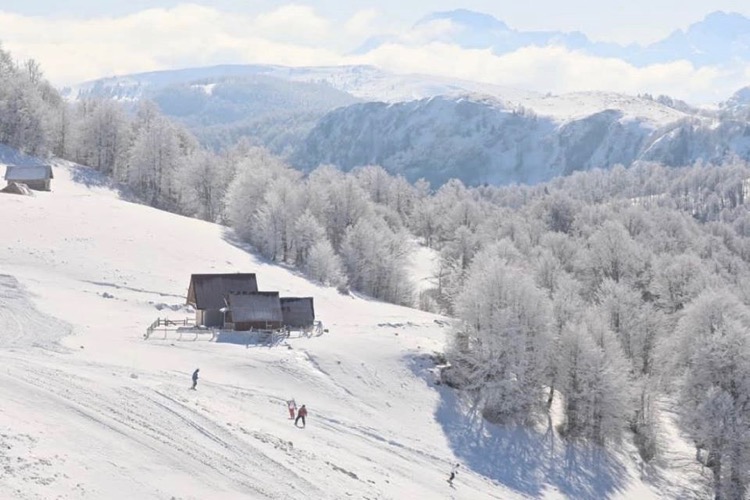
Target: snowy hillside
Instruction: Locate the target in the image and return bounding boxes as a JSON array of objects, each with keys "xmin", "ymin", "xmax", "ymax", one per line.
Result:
[
  {"xmin": 68, "ymin": 72, "xmax": 359, "ymax": 153},
  {"xmin": 0, "ymin": 151, "xmax": 710, "ymax": 499},
  {"xmin": 293, "ymin": 93, "xmax": 734, "ymax": 186},
  {"xmin": 66, "ymin": 64, "xmax": 537, "ymax": 106}
]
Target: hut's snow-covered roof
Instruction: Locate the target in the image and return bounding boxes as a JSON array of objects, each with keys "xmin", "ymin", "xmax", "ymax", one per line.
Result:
[{"xmin": 4, "ymin": 165, "xmax": 53, "ymax": 181}]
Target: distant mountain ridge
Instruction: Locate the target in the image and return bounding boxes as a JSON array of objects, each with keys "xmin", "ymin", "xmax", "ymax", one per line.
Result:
[
  {"xmin": 356, "ymin": 9, "xmax": 750, "ymax": 68},
  {"xmin": 293, "ymin": 93, "xmax": 750, "ymax": 186},
  {"xmin": 66, "ymin": 64, "xmax": 750, "ymax": 188}
]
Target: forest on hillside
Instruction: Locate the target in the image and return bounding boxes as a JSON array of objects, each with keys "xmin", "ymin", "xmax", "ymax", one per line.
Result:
[{"xmin": 3, "ymin": 44, "xmax": 750, "ymax": 499}]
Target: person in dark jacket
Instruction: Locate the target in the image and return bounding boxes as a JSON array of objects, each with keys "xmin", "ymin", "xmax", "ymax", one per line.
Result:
[
  {"xmin": 295, "ymin": 404, "xmax": 308, "ymax": 427},
  {"xmin": 191, "ymin": 368, "xmax": 200, "ymax": 390},
  {"xmin": 447, "ymin": 463, "xmax": 459, "ymax": 486}
]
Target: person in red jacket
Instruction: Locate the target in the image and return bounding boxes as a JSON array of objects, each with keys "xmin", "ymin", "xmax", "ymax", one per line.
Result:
[
  {"xmin": 295, "ymin": 404, "xmax": 308, "ymax": 428},
  {"xmin": 287, "ymin": 399, "xmax": 297, "ymax": 419}
]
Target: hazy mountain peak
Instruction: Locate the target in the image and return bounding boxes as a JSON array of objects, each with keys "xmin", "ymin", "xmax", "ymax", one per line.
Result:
[
  {"xmin": 723, "ymin": 86, "xmax": 750, "ymax": 110},
  {"xmin": 358, "ymin": 9, "xmax": 750, "ymax": 68},
  {"xmin": 695, "ymin": 11, "xmax": 750, "ymax": 34},
  {"xmin": 416, "ymin": 9, "xmax": 510, "ymax": 32}
]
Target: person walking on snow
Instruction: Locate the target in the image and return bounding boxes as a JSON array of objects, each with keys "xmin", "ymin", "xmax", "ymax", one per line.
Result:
[
  {"xmin": 447, "ymin": 463, "xmax": 459, "ymax": 486},
  {"xmin": 287, "ymin": 399, "xmax": 297, "ymax": 419},
  {"xmin": 191, "ymin": 368, "xmax": 200, "ymax": 390},
  {"xmin": 295, "ymin": 404, "xmax": 308, "ymax": 427}
]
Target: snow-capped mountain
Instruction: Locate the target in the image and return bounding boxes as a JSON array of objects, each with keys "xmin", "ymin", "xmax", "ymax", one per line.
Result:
[
  {"xmin": 293, "ymin": 92, "xmax": 750, "ymax": 187},
  {"xmin": 722, "ymin": 86, "xmax": 750, "ymax": 113},
  {"xmin": 353, "ymin": 9, "xmax": 615, "ymax": 57},
  {"xmin": 357, "ymin": 9, "xmax": 750, "ymax": 68},
  {"xmin": 65, "ymin": 63, "xmax": 535, "ymax": 105},
  {"xmin": 65, "ymin": 64, "xmax": 538, "ymax": 152},
  {"xmin": 642, "ymin": 11, "xmax": 750, "ymax": 66}
]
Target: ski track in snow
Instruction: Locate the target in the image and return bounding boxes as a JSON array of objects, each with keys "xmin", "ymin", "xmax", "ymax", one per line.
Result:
[{"xmin": 0, "ymin": 354, "xmax": 326, "ymax": 499}]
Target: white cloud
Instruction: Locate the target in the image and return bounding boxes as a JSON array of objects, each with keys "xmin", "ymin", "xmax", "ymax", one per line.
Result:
[
  {"xmin": 0, "ymin": 4, "xmax": 746, "ymax": 103},
  {"xmin": 349, "ymin": 43, "xmax": 744, "ymax": 104},
  {"xmin": 344, "ymin": 9, "xmax": 381, "ymax": 38},
  {"xmin": 0, "ymin": 4, "xmax": 341, "ymax": 84},
  {"xmin": 251, "ymin": 4, "xmax": 331, "ymax": 43}
]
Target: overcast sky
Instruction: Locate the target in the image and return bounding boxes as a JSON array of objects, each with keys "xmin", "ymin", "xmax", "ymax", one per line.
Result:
[{"xmin": 2, "ymin": 1, "xmax": 749, "ymax": 102}]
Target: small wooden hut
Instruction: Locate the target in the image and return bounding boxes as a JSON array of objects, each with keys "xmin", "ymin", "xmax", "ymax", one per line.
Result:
[
  {"xmin": 4, "ymin": 165, "xmax": 53, "ymax": 191},
  {"xmin": 280, "ymin": 297, "xmax": 315, "ymax": 329},
  {"xmin": 225, "ymin": 292, "xmax": 283, "ymax": 331}
]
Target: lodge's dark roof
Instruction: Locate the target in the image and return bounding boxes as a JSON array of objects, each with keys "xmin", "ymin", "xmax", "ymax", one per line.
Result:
[
  {"xmin": 226, "ymin": 292, "xmax": 282, "ymax": 324},
  {"xmin": 280, "ymin": 297, "xmax": 315, "ymax": 327},
  {"xmin": 4, "ymin": 165, "xmax": 53, "ymax": 181},
  {"xmin": 186, "ymin": 273, "xmax": 258, "ymax": 309}
]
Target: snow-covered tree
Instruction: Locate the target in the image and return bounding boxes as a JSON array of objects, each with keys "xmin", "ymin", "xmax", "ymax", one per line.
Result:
[
  {"xmin": 673, "ymin": 290, "xmax": 750, "ymax": 499},
  {"xmin": 251, "ymin": 176, "xmax": 303, "ymax": 262},
  {"xmin": 340, "ymin": 217, "xmax": 414, "ymax": 305},
  {"xmin": 224, "ymin": 147, "xmax": 294, "ymax": 240},
  {"xmin": 292, "ymin": 210, "xmax": 326, "ymax": 267},
  {"xmin": 74, "ymin": 99, "xmax": 130, "ymax": 176},
  {"xmin": 178, "ymin": 150, "xmax": 232, "ymax": 222},
  {"xmin": 449, "ymin": 256, "xmax": 552, "ymax": 424},
  {"xmin": 556, "ymin": 312, "xmax": 633, "ymax": 444},
  {"xmin": 305, "ymin": 239, "xmax": 347, "ymax": 289}
]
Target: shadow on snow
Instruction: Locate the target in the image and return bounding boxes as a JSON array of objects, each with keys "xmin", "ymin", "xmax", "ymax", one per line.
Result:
[{"xmin": 406, "ymin": 353, "xmax": 629, "ymax": 500}]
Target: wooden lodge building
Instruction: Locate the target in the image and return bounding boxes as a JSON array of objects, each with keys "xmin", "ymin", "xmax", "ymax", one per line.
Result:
[
  {"xmin": 186, "ymin": 273, "xmax": 258, "ymax": 327},
  {"xmin": 186, "ymin": 273, "xmax": 315, "ymax": 331}
]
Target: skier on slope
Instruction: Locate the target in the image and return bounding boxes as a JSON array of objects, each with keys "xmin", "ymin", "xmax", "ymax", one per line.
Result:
[
  {"xmin": 295, "ymin": 404, "xmax": 308, "ymax": 428},
  {"xmin": 191, "ymin": 368, "xmax": 200, "ymax": 390}
]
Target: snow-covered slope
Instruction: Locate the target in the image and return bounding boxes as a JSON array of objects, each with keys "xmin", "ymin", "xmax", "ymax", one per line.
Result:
[
  {"xmin": 66, "ymin": 63, "xmax": 536, "ymax": 105},
  {"xmin": 0, "ymin": 151, "xmax": 711, "ymax": 498}
]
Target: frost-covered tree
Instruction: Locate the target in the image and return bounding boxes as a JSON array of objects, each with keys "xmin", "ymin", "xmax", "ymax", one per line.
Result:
[
  {"xmin": 340, "ymin": 217, "xmax": 414, "ymax": 305},
  {"xmin": 126, "ymin": 103, "xmax": 196, "ymax": 209},
  {"xmin": 673, "ymin": 290, "xmax": 750, "ymax": 500},
  {"xmin": 0, "ymin": 47, "xmax": 59, "ymax": 156},
  {"xmin": 74, "ymin": 99, "xmax": 130, "ymax": 176},
  {"xmin": 650, "ymin": 254, "xmax": 709, "ymax": 314},
  {"xmin": 178, "ymin": 149, "xmax": 232, "ymax": 222},
  {"xmin": 292, "ymin": 210, "xmax": 326, "ymax": 267},
  {"xmin": 305, "ymin": 239, "xmax": 347, "ymax": 289},
  {"xmin": 582, "ymin": 220, "xmax": 642, "ymax": 289},
  {"xmin": 556, "ymin": 312, "xmax": 633, "ymax": 444},
  {"xmin": 307, "ymin": 166, "xmax": 372, "ymax": 251},
  {"xmin": 449, "ymin": 256, "xmax": 552, "ymax": 424},
  {"xmin": 224, "ymin": 147, "xmax": 294, "ymax": 240},
  {"xmin": 252, "ymin": 176, "xmax": 303, "ymax": 262}
]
